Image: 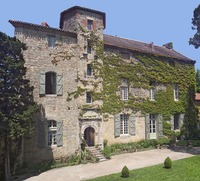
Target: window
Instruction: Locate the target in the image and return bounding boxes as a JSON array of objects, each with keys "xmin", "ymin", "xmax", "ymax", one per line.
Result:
[
  {"xmin": 169, "ymin": 60, "xmax": 175, "ymax": 67},
  {"xmin": 174, "ymin": 83, "xmax": 179, "ymax": 101},
  {"xmin": 150, "ymin": 81, "xmax": 156, "ymax": 100},
  {"xmin": 174, "ymin": 114, "xmax": 179, "ymax": 130},
  {"xmin": 48, "ymin": 35, "xmax": 56, "ymax": 48},
  {"xmin": 120, "ymin": 87, "xmax": 128, "ymax": 100},
  {"xmin": 87, "ymin": 64, "xmax": 92, "ymax": 76},
  {"xmin": 86, "ymin": 92, "xmax": 92, "ymax": 103},
  {"xmin": 48, "ymin": 120, "xmax": 57, "ymax": 146},
  {"xmin": 39, "ymin": 71, "xmax": 63, "ymax": 96},
  {"xmin": 87, "ymin": 19, "xmax": 93, "ymax": 30},
  {"xmin": 45, "ymin": 72, "xmax": 56, "ymax": 94},
  {"xmin": 120, "ymin": 78, "xmax": 128, "ymax": 100},
  {"xmin": 149, "ymin": 114, "xmax": 156, "ymax": 134},
  {"xmin": 120, "ymin": 114, "xmax": 128, "ymax": 134},
  {"xmin": 121, "ymin": 52, "xmax": 130, "ymax": 59},
  {"xmin": 87, "ymin": 41, "xmax": 92, "ymax": 54}
]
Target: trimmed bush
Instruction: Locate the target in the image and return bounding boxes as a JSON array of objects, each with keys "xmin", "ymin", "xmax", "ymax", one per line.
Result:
[
  {"xmin": 164, "ymin": 157, "xmax": 172, "ymax": 169},
  {"xmin": 121, "ymin": 165, "xmax": 130, "ymax": 178},
  {"xmin": 103, "ymin": 146, "xmax": 111, "ymax": 159}
]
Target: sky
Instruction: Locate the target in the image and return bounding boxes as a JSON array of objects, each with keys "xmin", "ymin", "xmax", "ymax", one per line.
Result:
[{"xmin": 1, "ymin": 1, "xmax": 200, "ymax": 68}]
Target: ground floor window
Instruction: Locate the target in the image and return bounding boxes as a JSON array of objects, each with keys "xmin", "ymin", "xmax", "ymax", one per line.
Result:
[
  {"xmin": 48, "ymin": 120, "xmax": 57, "ymax": 146},
  {"xmin": 120, "ymin": 114, "xmax": 128, "ymax": 134}
]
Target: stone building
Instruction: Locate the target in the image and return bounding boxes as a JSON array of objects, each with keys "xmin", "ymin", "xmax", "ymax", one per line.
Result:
[{"xmin": 9, "ymin": 6, "xmax": 195, "ymax": 164}]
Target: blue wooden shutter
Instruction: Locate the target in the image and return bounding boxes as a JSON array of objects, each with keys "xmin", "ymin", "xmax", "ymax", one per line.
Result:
[
  {"xmin": 57, "ymin": 120, "xmax": 63, "ymax": 147},
  {"xmin": 129, "ymin": 114, "xmax": 136, "ymax": 135},
  {"xmin": 170, "ymin": 115, "xmax": 174, "ymax": 130},
  {"xmin": 38, "ymin": 119, "xmax": 46, "ymax": 147},
  {"xmin": 157, "ymin": 114, "xmax": 163, "ymax": 137},
  {"xmin": 145, "ymin": 114, "xmax": 150, "ymax": 140},
  {"xmin": 114, "ymin": 114, "xmax": 120, "ymax": 137},
  {"xmin": 39, "ymin": 71, "xmax": 45, "ymax": 95},
  {"xmin": 57, "ymin": 73, "xmax": 63, "ymax": 96}
]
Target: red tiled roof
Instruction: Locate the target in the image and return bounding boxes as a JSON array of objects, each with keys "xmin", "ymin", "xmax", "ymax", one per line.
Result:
[
  {"xmin": 9, "ymin": 20, "xmax": 77, "ymax": 38},
  {"xmin": 103, "ymin": 34, "xmax": 195, "ymax": 63},
  {"xmin": 195, "ymin": 93, "xmax": 200, "ymax": 101}
]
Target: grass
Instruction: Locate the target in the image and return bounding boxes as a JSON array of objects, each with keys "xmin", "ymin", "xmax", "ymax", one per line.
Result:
[{"xmin": 88, "ymin": 155, "xmax": 200, "ymax": 181}]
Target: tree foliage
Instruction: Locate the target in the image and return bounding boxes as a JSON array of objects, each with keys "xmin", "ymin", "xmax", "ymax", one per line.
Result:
[
  {"xmin": 189, "ymin": 4, "xmax": 200, "ymax": 48},
  {"xmin": 196, "ymin": 69, "xmax": 200, "ymax": 92},
  {"xmin": 0, "ymin": 32, "xmax": 38, "ymax": 180}
]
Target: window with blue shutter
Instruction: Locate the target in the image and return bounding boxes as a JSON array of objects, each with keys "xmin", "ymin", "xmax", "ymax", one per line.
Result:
[
  {"xmin": 145, "ymin": 114, "xmax": 150, "ymax": 140},
  {"xmin": 57, "ymin": 120, "xmax": 63, "ymax": 147},
  {"xmin": 157, "ymin": 114, "xmax": 163, "ymax": 137},
  {"xmin": 39, "ymin": 71, "xmax": 45, "ymax": 95},
  {"xmin": 114, "ymin": 114, "xmax": 120, "ymax": 137},
  {"xmin": 129, "ymin": 114, "xmax": 136, "ymax": 136},
  {"xmin": 57, "ymin": 73, "xmax": 63, "ymax": 96}
]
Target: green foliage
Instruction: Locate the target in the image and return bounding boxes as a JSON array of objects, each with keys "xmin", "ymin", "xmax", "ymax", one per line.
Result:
[
  {"xmin": 189, "ymin": 4, "xmax": 200, "ymax": 49},
  {"xmin": 103, "ymin": 146, "xmax": 111, "ymax": 159},
  {"xmin": 0, "ymin": 31, "xmax": 38, "ymax": 180},
  {"xmin": 164, "ymin": 157, "xmax": 172, "ymax": 169},
  {"xmin": 121, "ymin": 165, "xmax": 130, "ymax": 178},
  {"xmin": 103, "ymin": 139, "xmax": 108, "ymax": 147},
  {"xmin": 196, "ymin": 69, "xmax": 200, "ymax": 92}
]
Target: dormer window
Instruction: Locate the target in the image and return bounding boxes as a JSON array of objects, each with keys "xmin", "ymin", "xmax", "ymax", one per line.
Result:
[
  {"xmin": 87, "ymin": 19, "xmax": 93, "ymax": 30},
  {"xmin": 48, "ymin": 35, "xmax": 56, "ymax": 48}
]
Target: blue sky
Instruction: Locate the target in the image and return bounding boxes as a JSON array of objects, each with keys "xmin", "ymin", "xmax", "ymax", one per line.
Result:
[{"xmin": 1, "ymin": 1, "xmax": 200, "ymax": 68}]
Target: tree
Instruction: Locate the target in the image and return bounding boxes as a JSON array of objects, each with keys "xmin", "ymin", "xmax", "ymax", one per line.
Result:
[
  {"xmin": 0, "ymin": 32, "xmax": 38, "ymax": 180},
  {"xmin": 196, "ymin": 69, "xmax": 200, "ymax": 92},
  {"xmin": 189, "ymin": 4, "xmax": 200, "ymax": 48}
]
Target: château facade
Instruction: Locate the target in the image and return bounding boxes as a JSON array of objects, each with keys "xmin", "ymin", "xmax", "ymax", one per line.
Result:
[{"xmin": 9, "ymin": 6, "xmax": 195, "ymax": 164}]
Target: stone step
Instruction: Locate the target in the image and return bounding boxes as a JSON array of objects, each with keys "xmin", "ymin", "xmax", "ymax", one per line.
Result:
[{"xmin": 86, "ymin": 146, "xmax": 107, "ymax": 162}]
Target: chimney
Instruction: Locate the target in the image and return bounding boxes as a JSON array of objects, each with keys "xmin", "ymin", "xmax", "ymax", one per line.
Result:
[
  {"xmin": 149, "ymin": 42, "xmax": 154, "ymax": 51},
  {"xmin": 163, "ymin": 42, "xmax": 173, "ymax": 49},
  {"xmin": 41, "ymin": 22, "xmax": 49, "ymax": 27}
]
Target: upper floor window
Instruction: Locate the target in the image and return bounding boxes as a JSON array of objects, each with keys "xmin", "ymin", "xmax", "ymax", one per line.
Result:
[
  {"xmin": 86, "ymin": 92, "xmax": 92, "ymax": 103},
  {"xmin": 169, "ymin": 60, "xmax": 175, "ymax": 67},
  {"xmin": 150, "ymin": 81, "xmax": 156, "ymax": 101},
  {"xmin": 174, "ymin": 83, "xmax": 179, "ymax": 101},
  {"xmin": 39, "ymin": 71, "xmax": 63, "ymax": 96},
  {"xmin": 121, "ymin": 52, "xmax": 130, "ymax": 59},
  {"xmin": 87, "ymin": 64, "xmax": 92, "ymax": 76},
  {"xmin": 87, "ymin": 19, "xmax": 93, "ymax": 30},
  {"xmin": 120, "ymin": 87, "xmax": 128, "ymax": 100},
  {"xmin": 120, "ymin": 114, "xmax": 129, "ymax": 134},
  {"xmin": 46, "ymin": 72, "xmax": 56, "ymax": 94},
  {"xmin": 48, "ymin": 35, "xmax": 56, "ymax": 48},
  {"xmin": 120, "ymin": 78, "xmax": 128, "ymax": 100}
]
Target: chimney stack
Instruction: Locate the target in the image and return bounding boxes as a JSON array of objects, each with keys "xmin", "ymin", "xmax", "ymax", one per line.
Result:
[
  {"xmin": 163, "ymin": 42, "xmax": 173, "ymax": 49},
  {"xmin": 41, "ymin": 22, "xmax": 49, "ymax": 27}
]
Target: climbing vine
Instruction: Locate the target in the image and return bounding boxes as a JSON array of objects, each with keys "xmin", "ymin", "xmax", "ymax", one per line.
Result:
[{"xmin": 67, "ymin": 26, "xmax": 197, "ymax": 137}]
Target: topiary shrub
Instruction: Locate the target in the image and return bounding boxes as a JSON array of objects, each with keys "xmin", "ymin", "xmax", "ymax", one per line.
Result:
[
  {"xmin": 164, "ymin": 157, "xmax": 172, "ymax": 169},
  {"xmin": 103, "ymin": 146, "xmax": 111, "ymax": 159},
  {"xmin": 121, "ymin": 165, "xmax": 130, "ymax": 178}
]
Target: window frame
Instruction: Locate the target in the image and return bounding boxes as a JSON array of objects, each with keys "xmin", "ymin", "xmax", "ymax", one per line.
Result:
[
  {"xmin": 87, "ymin": 19, "xmax": 93, "ymax": 30},
  {"xmin": 174, "ymin": 83, "xmax": 179, "ymax": 101},
  {"xmin": 48, "ymin": 120, "xmax": 57, "ymax": 146},
  {"xmin": 120, "ymin": 114, "xmax": 129, "ymax": 135},
  {"xmin": 45, "ymin": 72, "xmax": 57, "ymax": 95},
  {"xmin": 150, "ymin": 81, "xmax": 156, "ymax": 101},
  {"xmin": 86, "ymin": 92, "xmax": 92, "ymax": 103},
  {"xmin": 120, "ymin": 86, "xmax": 128, "ymax": 100}
]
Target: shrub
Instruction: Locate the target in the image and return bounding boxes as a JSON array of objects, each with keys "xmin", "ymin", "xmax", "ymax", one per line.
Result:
[
  {"xmin": 103, "ymin": 146, "xmax": 111, "ymax": 159},
  {"xmin": 103, "ymin": 139, "xmax": 108, "ymax": 147},
  {"xmin": 164, "ymin": 157, "xmax": 172, "ymax": 169},
  {"xmin": 121, "ymin": 165, "xmax": 130, "ymax": 178}
]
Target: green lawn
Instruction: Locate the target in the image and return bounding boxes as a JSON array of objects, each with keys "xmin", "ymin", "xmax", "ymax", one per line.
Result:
[{"xmin": 88, "ymin": 155, "xmax": 200, "ymax": 181}]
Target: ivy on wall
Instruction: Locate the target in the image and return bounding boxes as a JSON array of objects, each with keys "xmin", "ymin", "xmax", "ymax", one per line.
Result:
[{"xmin": 67, "ymin": 27, "xmax": 197, "ymax": 138}]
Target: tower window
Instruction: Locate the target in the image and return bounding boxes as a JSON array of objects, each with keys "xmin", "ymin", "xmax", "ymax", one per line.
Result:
[
  {"xmin": 87, "ymin": 19, "xmax": 93, "ymax": 30},
  {"xmin": 45, "ymin": 72, "xmax": 56, "ymax": 94},
  {"xmin": 87, "ymin": 64, "xmax": 92, "ymax": 76}
]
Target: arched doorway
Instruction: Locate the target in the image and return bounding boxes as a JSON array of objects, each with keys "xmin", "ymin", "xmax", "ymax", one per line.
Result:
[{"xmin": 84, "ymin": 127, "xmax": 95, "ymax": 146}]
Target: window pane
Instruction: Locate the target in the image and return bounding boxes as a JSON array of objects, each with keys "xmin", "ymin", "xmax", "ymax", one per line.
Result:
[
  {"xmin": 120, "ymin": 87, "xmax": 128, "ymax": 100},
  {"xmin": 46, "ymin": 72, "xmax": 56, "ymax": 94},
  {"xmin": 87, "ymin": 64, "xmax": 92, "ymax": 76},
  {"xmin": 48, "ymin": 36, "xmax": 56, "ymax": 48},
  {"xmin": 87, "ymin": 20, "xmax": 93, "ymax": 30},
  {"xmin": 120, "ymin": 114, "xmax": 128, "ymax": 134},
  {"xmin": 86, "ymin": 92, "xmax": 92, "ymax": 103}
]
